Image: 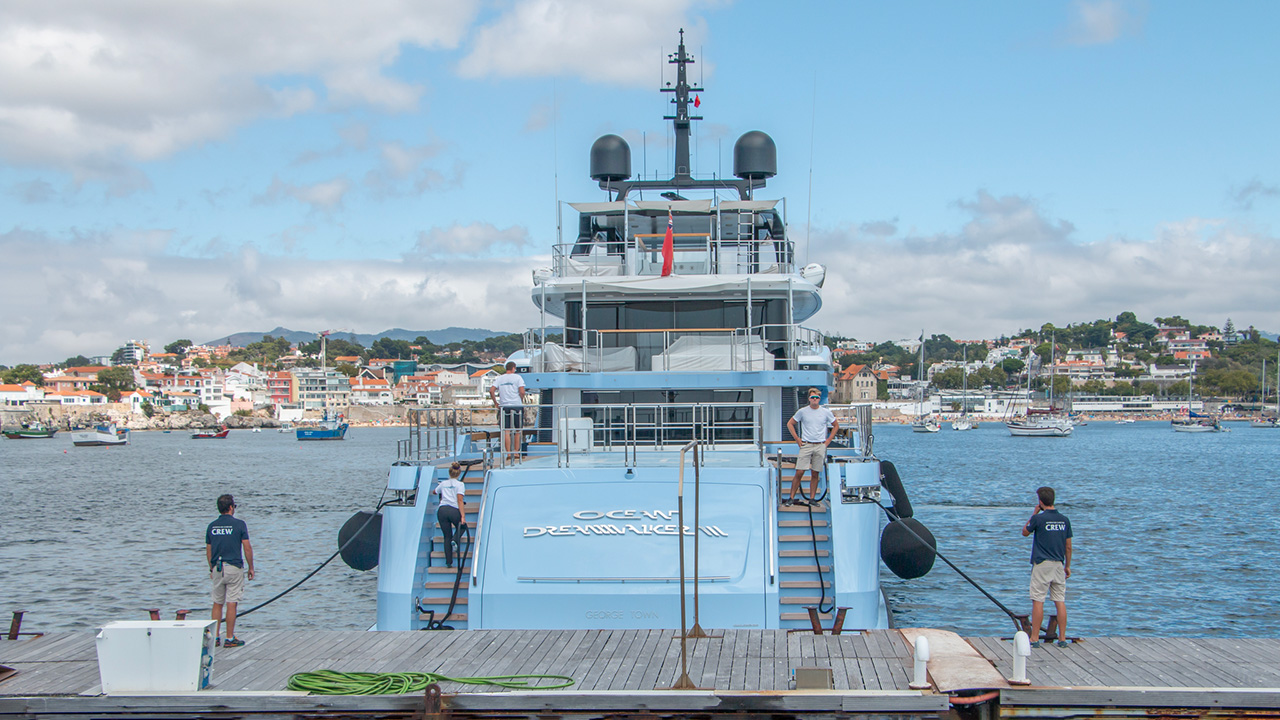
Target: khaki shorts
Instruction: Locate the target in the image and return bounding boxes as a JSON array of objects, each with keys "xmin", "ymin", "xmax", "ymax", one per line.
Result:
[
  {"xmin": 1029, "ymin": 560, "xmax": 1066, "ymax": 603},
  {"xmin": 211, "ymin": 564, "xmax": 245, "ymax": 604},
  {"xmin": 795, "ymin": 442, "xmax": 827, "ymax": 471}
]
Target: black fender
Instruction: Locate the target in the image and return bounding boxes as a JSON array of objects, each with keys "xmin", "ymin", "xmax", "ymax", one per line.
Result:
[
  {"xmin": 880, "ymin": 517, "xmax": 937, "ymax": 579},
  {"xmin": 338, "ymin": 510, "xmax": 383, "ymax": 571},
  {"xmin": 879, "ymin": 460, "xmax": 913, "ymax": 519}
]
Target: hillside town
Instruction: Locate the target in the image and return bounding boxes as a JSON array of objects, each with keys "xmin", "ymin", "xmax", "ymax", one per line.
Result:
[{"xmin": 1, "ymin": 314, "xmax": 1277, "ymax": 427}]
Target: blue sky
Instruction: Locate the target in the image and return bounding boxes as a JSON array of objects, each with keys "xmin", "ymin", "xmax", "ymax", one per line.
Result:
[{"xmin": 2, "ymin": 0, "xmax": 1277, "ymax": 364}]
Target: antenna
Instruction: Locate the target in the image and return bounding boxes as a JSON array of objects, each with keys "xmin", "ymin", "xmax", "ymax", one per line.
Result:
[
  {"xmin": 553, "ymin": 78, "xmax": 560, "ymax": 240},
  {"xmin": 805, "ymin": 71, "xmax": 817, "ymax": 264}
]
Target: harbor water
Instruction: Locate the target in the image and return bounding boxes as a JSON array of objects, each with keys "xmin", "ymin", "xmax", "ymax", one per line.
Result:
[{"xmin": 2, "ymin": 422, "xmax": 1276, "ymax": 636}]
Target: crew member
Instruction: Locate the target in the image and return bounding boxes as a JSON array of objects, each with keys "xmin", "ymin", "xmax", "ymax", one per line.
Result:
[
  {"xmin": 1022, "ymin": 486, "xmax": 1072, "ymax": 648},
  {"xmin": 206, "ymin": 494, "xmax": 255, "ymax": 648},
  {"xmin": 490, "ymin": 361, "xmax": 527, "ymax": 463},
  {"xmin": 786, "ymin": 388, "xmax": 839, "ymax": 505}
]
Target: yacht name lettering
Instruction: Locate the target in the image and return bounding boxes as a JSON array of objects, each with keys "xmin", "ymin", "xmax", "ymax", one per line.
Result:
[
  {"xmin": 573, "ymin": 510, "xmax": 677, "ymax": 521},
  {"xmin": 524, "ymin": 523, "xmax": 728, "ymax": 538}
]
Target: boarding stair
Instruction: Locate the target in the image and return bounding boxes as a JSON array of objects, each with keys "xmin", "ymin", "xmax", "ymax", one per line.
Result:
[
  {"xmin": 773, "ymin": 459, "xmax": 838, "ymax": 631},
  {"xmin": 415, "ymin": 462, "xmax": 487, "ymax": 630}
]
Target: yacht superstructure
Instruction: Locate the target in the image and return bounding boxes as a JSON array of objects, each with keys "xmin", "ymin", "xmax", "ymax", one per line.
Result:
[{"xmin": 357, "ymin": 31, "xmax": 931, "ymax": 633}]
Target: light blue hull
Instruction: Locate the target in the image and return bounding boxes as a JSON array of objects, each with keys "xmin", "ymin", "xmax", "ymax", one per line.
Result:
[{"xmin": 375, "ymin": 441, "xmax": 891, "ymax": 632}]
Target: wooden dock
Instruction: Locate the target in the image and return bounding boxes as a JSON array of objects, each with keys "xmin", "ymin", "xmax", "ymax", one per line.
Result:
[{"xmin": 3, "ymin": 629, "xmax": 1279, "ymax": 718}]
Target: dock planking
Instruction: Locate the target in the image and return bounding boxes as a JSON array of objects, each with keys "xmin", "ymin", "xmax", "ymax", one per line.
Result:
[{"xmin": 3, "ymin": 629, "xmax": 1279, "ymax": 717}]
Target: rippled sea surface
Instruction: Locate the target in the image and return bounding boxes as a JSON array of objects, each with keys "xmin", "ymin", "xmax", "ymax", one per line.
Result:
[
  {"xmin": 877, "ymin": 420, "xmax": 1280, "ymax": 637},
  {"xmin": 3, "ymin": 422, "xmax": 1277, "ymax": 636}
]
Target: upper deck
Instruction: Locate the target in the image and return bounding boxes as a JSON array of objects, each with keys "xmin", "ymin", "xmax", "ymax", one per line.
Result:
[{"xmin": 552, "ymin": 198, "xmax": 794, "ymax": 279}]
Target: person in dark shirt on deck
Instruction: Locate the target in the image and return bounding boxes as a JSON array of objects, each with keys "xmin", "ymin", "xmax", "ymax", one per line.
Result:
[
  {"xmin": 1022, "ymin": 486, "xmax": 1072, "ymax": 648},
  {"xmin": 206, "ymin": 494, "xmax": 255, "ymax": 648}
]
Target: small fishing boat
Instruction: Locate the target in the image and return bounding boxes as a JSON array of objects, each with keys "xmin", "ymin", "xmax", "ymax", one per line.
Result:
[
  {"xmin": 192, "ymin": 427, "xmax": 231, "ymax": 439},
  {"xmin": 1115, "ymin": 418, "xmax": 1135, "ymax": 424},
  {"xmin": 71, "ymin": 424, "xmax": 130, "ymax": 447},
  {"xmin": 1252, "ymin": 352, "xmax": 1279, "ymax": 428},
  {"xmin": 3, "ymin": 421, "xmax": 58, "ymax": 439},
  {"xmin": 297, "ymin": 412, "xmax": 348, "ymax": 441}
]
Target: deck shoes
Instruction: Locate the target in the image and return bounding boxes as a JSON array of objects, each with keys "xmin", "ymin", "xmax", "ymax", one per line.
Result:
[
  {"xmin": 222, "ymin": 637, "xmax": 245, "ymax": 648},
  {"xmin": 1056, "ymin": 640, "xmax": 1070, "ymax": 648},
  {"xmin": 1029, "ymin": 641, "xmax": 1041, "ymax": 648}
]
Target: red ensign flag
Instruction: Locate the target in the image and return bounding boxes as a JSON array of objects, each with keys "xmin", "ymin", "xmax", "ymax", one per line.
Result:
[
  {"xmin": 694, "ymin": 94, "xmax": 701, "ymax": 108},
  {"xmin": 661, "ymin": 208, "xmax": 674, "ymax": 277}
]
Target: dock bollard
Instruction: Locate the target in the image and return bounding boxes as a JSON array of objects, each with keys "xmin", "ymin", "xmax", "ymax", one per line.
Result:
[
  {"xmin": 1008, "ymin": 630, "xmax": 1032, "ymax": 685},
  {"xmin": 908, "ymin": 635, "xmax": 931, "ymax": 689}
]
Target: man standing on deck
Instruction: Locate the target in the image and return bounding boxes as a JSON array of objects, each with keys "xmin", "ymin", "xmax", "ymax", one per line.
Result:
[
  {"xmin": 1022, "ymin": 486, "xmax": 1072, "ymax": 648},
  {"xmin": 786, "ymin": 388, "xmax": 839, "ymax": 505},
  {"xmin": 490, "ymin": 361, "xmax": 527, "ymax": 463},
  {"xmin": 206, "ymin": 494, "xmax": 255, "ymax": 648}
]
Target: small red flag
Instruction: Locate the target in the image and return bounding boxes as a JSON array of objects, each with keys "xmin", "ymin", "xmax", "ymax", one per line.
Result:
[
  {"xmin": 693, "ymin": 94, "xmax": 701, "ymax": 108},
  {"xmin": 661, "ymin": 208, "xmax": 674, "ymax": 277}
]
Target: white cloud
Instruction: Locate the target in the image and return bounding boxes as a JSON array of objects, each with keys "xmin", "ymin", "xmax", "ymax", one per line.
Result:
[
  {"xmin": 255, "ymin": 176, "xmax": 351, "ymax": 212},
  {"xmin": 458, "ymin": 0, "xmax": 705, "ymax": 86},
  {"xmin": 408, "ymin": 222, "xmax": 531, "ymax": 258},
  {"xmin": 1064, "ymin": 0, "xmax": 1145, "ymax": 46},
  {"xmin": 0, "ymin": 227, "xmax": 536, "ymax": 364},
  {"xmin": 0, "ymin": 1, "xmax": 478, "ymax": 184},
  {"xmin": 807, "ymin": 192, "xmax": 1278, "ymax": 342},
  {"xmin": 5, "ymin": 196, "xmax": 1275, "ymax": 365}
]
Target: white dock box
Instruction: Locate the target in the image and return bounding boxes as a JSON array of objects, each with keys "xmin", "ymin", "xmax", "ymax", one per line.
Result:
[
  {"xmin": 95, "ymin": 620, "xmax": 216, "ymax": 692},
  {"xmin": 557, "ymin": 417, "xmax": 593, "ymax": 453}
]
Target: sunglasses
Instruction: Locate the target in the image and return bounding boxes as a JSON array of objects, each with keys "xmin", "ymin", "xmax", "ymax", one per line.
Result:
[{"xmin": 808, "ymin": 396, "xmax": 821, "ymax": 400}]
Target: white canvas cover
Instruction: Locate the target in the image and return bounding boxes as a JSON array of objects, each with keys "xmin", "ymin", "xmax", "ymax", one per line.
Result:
[
  {"xmin": 539, "ymin": 343, "xmax": 638, "ymax": 372},
  {"xmin": 717, "ymin": 199, "xmax": 780, "ymax": 211},
  {"xmin": 653, "ymin": 335, "xmax": 775, "ymax": 372},
  {"xmin": 568, "ymin": 201, "xmax": 626, "ymax": 213},
  {"xmin": 630, "ymin": 199, "xmax": 713, "ymax": 212}
]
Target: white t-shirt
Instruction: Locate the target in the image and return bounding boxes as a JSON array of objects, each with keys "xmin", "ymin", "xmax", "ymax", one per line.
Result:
[
  {"xmin": 435, "ymin": 478, "xmax": 466, "ymax": 509},
  {"xmin": 791, "ymin": 405, "xmax": 836, "ymax": 443},
  {"xmin": 492, "ymin": 373, "xmax": 525, "ymax": 407}
]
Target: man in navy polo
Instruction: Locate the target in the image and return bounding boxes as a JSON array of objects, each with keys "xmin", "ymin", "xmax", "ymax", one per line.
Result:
[
  {"xmin": 1022, "ymin": 486, "xmax": 1072, "ymax": 648},
  {"xmin": 206, "ymin": 494, "xmax": 255, "ymax": 647}
]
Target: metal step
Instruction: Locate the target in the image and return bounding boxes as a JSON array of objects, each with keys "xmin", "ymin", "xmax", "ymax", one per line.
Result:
[
  {"xmin": 421, "ymin": 597, "xmax": 468, "ymax": 605},
  {"xmin": 779, "ymin": 549, "xmax": 829, "ymax": 558},
  {"xmin": 419, "ymin": 612, "xmax": 467, "ymax": 622},
  {"xmin": 779, "ymin": 534, "xmax": 829, "ymax": 542},
  {"xmin": 429, "ymin": 550, "xmax": 473, "ymax": 559},
  {"xmin": 780, "ymin": 612, "xmax": 833, "ymax": 621},
  {"xmin": 778, "ymin": 499, "xmax": 829, "ymax": 509},
  {"xmin": 778, "ymin": 565, "xmax": 831, "ymax": 573},
  {"xmin": 779, "ymin": 580, "xmax": 832, "ymax": 589},
  {"xmin": 423, "ymin": 580, "xmax": 466, "ymax": 589},
  {"xmin": 780, "ymin": 597, "xmax": 829, "ymax": 605},
  {"xmin": 779, "ymin": 519, "xmax": 828, "ymax": 528},
  {"xmin": 426, "ymin": 565, "xmax": 470, "ymax": 574}
]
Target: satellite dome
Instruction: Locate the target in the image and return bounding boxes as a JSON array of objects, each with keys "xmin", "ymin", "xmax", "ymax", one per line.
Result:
[
  {"xmin": 733, "ymin": 131, "xmax": 776, "ymax": 180},
  {"xmin": 590, "ymin": 134, "xmax": 631, "ymax": 182}
]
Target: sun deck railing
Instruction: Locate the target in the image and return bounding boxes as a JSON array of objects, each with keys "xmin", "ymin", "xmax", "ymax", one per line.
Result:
[
  {"xmin": 524, "ymin": 402, "xmax": 765, "ymax": 468},
  {"xmin": 551, "ymin": 236, "xmax": 795, "ymax": 278},
  {"xmin": 521, "ymin": 325, "xmax": 827, "ymax": 373}
]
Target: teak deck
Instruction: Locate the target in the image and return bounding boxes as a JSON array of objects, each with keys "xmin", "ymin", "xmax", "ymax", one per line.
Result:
[{"xmin": 3, "ymin": 629, "xmax": 1279, "ymax": 718}]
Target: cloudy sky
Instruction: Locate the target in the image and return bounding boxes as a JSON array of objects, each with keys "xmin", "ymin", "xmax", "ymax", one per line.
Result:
[{"xmin": 2, "ymin": 1, "xmax": 1277, "ymax": 364}]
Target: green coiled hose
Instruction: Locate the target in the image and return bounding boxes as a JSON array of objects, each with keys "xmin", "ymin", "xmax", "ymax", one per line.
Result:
[{"xmin": 286, "ymin": 669, "xmax": 576, "ymax": 694}]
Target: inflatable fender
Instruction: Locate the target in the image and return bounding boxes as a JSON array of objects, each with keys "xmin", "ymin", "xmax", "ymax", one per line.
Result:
[
  {"xmin": 338, "ymin": 510, "xmax": 383, "ymax": 571},
  {"xmin": 880, "ymin": 517, "xmax": 936, "ymax": 579},
  {"xmin": 879, "ymin": 460, "xmax": 913, "ymax": 519}
]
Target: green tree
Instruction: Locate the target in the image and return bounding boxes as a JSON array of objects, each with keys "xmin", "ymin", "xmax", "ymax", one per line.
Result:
[
  {"xmin": 92, "ymin": 366, "xmax": 136, "ymax": 400},
  {"xmin": 335, "ymin": 363, "xmax": 360, "ymax": 377},
  {"xmin": 141, "ymin": 400, "xmax": 155, "ymax": 418},
  {"xmin": 1050, "ymin": 375, "xmax": 1072, "ymax": 396},
  {"xmin": 110, "ymin": 347, "xmax": 132, "ymax": 365},
  {"xmin": 2, "ymin": 364, "xmax": 45, "ymax": 386},
  {"xmin": 371, "ymin": 337, "xmax": 413, "ymax": 359},
  {"xmin": 932, "ymin": 367, "xmax": 964, "ymax": 390},
  {"xmin": 62, "ymin": 355, "xmax": 92, "ymax": 368},
  {"xmin": 1000, "ymin": 358, "xmax": 1025, "ymax": 376},
  {"xmin": 165, "ymin": 339, "xmax": 193, "ymax": 356}
]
